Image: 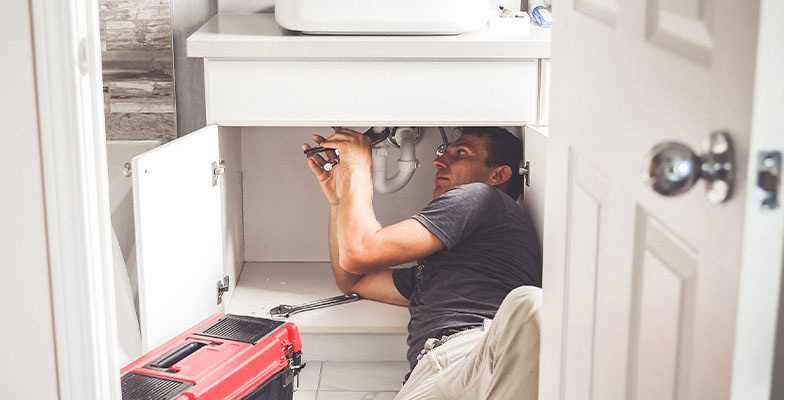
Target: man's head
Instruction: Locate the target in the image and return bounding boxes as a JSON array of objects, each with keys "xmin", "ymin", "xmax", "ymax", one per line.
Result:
[{"xmin": 432, "ymin": 127, "xmax": 524, "ymax": 200}]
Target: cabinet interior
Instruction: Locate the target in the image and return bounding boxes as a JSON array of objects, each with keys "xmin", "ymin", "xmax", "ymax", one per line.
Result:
[{"xmin": 131, "ymin": 125, "xmax": 546, "ymax": 357}]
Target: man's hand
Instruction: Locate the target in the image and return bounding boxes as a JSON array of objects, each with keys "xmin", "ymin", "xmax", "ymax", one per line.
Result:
[
  {"xmin": 320, "ymin": 127, "xmax": 373, "ymax": 175},
  {"xmin": 302, "ymin": 131, "xmax": 342, "ymax": 206}
]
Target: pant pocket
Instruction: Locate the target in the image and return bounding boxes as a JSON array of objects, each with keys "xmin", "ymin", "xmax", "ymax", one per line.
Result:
[
  {"xmin": 435, "ymin": 359, "xmax": 490, "ymax": 400},
  {"xmin": 432, "ymin": 332, "xmax": 490, "ymax": 400},
  {"xmin": 425, "ymin": 345, "xmax": 449, "ymax": 372}
]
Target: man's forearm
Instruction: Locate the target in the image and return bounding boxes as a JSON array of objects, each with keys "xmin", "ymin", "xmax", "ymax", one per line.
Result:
[
  {"xmin": 337, "ymin": 168, "xmax": 383, "ymax": 272},
  {"xmin": 328, "ymin": 205, "xmax": 363, "ymax": 293}
]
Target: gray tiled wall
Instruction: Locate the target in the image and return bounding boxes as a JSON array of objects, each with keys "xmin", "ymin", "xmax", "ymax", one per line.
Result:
[
  {"xmin": 171, "ymin": 0, "xmax": 217, "ymax": 138},
  {"xmin": 99, "ymin": 0, "xmax": 177, "ymax": 143}
]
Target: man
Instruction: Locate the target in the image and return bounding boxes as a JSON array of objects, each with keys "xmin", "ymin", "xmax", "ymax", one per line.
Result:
[{"xmin": 302, "ymin": 126, "xmax": 543, "ymax": 399}]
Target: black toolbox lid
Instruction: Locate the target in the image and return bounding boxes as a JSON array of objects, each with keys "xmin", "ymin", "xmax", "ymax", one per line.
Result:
[
  {"xmin": 196, "ymin": 314, "xmax": 285, "ymax": 344},
  {"xmin": 120, "ymin": 372, "xmax": 193, "ymax": 400}
]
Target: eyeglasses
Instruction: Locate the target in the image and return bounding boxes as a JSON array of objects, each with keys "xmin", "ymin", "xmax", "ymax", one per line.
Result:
[
  {"xmin": 436, "ymin": 143, "xmax": 448, "ymax": 157},
  {"xmin": 435, "ymin": 127, "xmax": 450, "ymax": 157}
]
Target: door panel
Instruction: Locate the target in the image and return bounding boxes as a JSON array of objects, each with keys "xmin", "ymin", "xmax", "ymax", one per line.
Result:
[
  {"xmin": 562, "ymin": 154, "xmax": 606, "ymax": 400},
  {"xmin": 575, "ymin": 0, "xmax": 618, "ymax": 26},
  {"xmin": 132, "ymin": 125, "xmax": 224, "ymax": 351},
  {"xmin": 629, "ymin": 213, "xmax": 698, "ymax": 399},
  {"xmin": 645, "ymin": 0, "xmax": 713, "ymax": 65},
  {"xmin": 634, "ymin": 251, "xmax": 684, "ymax": 399},
  {"xmin": 541, "ymin": 0, "xmax": 769, "ymax": 398}
]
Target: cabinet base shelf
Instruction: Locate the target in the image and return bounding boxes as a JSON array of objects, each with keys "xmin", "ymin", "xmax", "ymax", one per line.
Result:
[{"xmin": 227, "ymin": 262, "xmax": 410, "ymax": 334}]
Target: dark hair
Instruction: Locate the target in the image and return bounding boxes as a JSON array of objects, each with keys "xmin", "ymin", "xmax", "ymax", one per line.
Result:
[{"xmin": 457, "ymin": 127, "xmax": 524, "ymax": 200}]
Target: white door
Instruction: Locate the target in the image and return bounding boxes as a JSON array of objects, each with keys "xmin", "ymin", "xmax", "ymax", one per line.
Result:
[
  {"xmin": 540, "ymin": 1, "xmax": 783, "ymax": 399},
  {"xmin": 132, "ymin": 125, "xmax": 226, "ymax": 351}
]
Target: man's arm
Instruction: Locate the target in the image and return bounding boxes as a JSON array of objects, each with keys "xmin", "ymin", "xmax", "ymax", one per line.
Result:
[
  {"xmin": 352, "ymin": 270, "xmax": 409, "ymax": 306},
  {"xmin": 327, "ymin": 205, "xmax": 361, "ymax": 293},
  {"xmin": 339, "ymin": 217, "xmax": 444, "ymax": 274},
  {"xmin": 329, "ymin": 206, "xmax": 412, "ymax": 306},
  {"xmin": 322, "ymin": 130, "xmax": 445, "ymax": 275},
  {"xmin": 328, "ymin": 204, "xmax": 363, "ymax": 294},
  {"xmin": 310, "ymin": 128, "xmax": 443, "ymax": 305}
]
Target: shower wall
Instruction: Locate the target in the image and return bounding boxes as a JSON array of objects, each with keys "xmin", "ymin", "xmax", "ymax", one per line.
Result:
[
  {"xmin": 99, "ymin": 0, "xmax": 216, "ymax": 141},
  {"xmin": 99, "ymin": 0, "xmax": 177, "ymax": 142}
]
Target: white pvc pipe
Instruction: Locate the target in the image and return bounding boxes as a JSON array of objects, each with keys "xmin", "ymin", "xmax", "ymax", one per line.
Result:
[{"xmin": 372, "ymin": 128, "xmax": 418, "ymax": 193}]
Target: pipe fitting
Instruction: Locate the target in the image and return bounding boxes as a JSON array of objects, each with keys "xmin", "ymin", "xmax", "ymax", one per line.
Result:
[{"xmin": 372, "ymin": 127, "xmax": 420, "ymax": 193}]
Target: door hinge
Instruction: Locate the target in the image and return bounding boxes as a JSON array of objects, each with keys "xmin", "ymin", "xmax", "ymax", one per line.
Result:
[
  {"xmin": 217, "ymin": 275, "xmax": 229, "ymax": 305},
  {"xmin": 519, "ymin": 160, "xmax": 530, "ymax": 187},
  {"xmin": 212, "ymin": 160, "xmax": 226, "ymax": 187},
  {"xmin": 756, "ymin": 151, "xmax": 782, "ymax": 210}
]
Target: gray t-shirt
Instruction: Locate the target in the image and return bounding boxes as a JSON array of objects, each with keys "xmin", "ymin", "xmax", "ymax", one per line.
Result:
[{"xmin": 392, "ymin": 182, "xmax": 542, "ymax": 374}]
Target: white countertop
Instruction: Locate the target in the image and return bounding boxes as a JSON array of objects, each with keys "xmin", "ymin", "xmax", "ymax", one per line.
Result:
[
  {"xmin": 227, "ymin": 262, "xmax": 410, "ymax": 333},
  {"xmin": 187, "ymin": 13, "xmax": 551, "ymax": 60}
]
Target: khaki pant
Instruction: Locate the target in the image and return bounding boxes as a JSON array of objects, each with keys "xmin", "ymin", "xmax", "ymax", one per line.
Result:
[{"xmin": 395, "ymin": 286, "xmax": 543, "ymax": 400}]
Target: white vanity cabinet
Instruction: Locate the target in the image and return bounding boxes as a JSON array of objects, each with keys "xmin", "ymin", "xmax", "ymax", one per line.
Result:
[
  {"xmin": 188, "ymin": 13, "xmax": 551, "ymax": 126},
  {"xmin": 131, "ymin": 12, "xmax": 551, "ymax": 355}
]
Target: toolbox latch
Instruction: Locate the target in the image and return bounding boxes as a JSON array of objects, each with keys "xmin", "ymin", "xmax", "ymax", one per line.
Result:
[{"xmin": 283, "ymin": 342, "xmax": 306, "ymax": 391}]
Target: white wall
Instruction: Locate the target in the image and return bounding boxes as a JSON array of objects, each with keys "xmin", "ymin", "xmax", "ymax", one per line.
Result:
[
  {"xmin": 0, "ymin": 0, "xmax": 60, "ymax": 397},
  {"xmin": 241, "ymin": 127, "xmax": 447, "ymax": 262},
  {"xmin": 240, "ymin": 126, "xmax": 536, "ymax": 263}
]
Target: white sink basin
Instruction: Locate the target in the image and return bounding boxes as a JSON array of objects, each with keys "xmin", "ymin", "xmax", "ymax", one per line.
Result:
[{"xmin": 275, "ymin": 0, "xmax": 489, "ymax": 35}]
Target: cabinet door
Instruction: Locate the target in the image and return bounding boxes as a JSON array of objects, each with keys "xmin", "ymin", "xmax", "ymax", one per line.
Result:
[
  {"xmin": 132, "ymin": 125, "xmax": 224, "ymax": 351},
  {"xmin": 522, "ymin": 125, "xmax": 548, "ymax": 240}
]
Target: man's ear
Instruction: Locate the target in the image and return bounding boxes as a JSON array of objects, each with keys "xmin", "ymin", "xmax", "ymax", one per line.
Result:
[{"xmin": 489, "ymin": 165, "xmax": 513, "ymax": 187}]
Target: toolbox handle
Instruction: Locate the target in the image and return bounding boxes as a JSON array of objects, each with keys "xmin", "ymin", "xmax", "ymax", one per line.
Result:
[{"xmin": 149, "ymin": 340, "xmax": 216, "ymax": 370}]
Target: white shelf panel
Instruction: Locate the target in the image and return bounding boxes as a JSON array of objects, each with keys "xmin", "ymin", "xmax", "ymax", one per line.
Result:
[{"xmin": 227, "ymin": 262, "xmax": 410, "ymax": 333}]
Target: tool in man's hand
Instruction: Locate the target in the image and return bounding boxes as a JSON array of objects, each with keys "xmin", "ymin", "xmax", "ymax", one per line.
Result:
[
  {"xmin": 270, "ymin": 293, "xmax": 361, "ymax": 318},
  {"xmin": 303, "ymin": 127, "xmax": 390, "ymax": 171}
]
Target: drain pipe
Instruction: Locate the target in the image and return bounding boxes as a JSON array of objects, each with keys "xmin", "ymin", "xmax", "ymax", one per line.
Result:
[{"xmin": 372, "ymin": 127, "xmax": 419, "ymax": 193}]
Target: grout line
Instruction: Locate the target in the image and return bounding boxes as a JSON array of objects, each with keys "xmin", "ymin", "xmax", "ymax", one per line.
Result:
[
  {"xmin": 316, "ymin": 361, "xmax": 325, "ymax": 392},
  {"xmin": 311, "ymin": 360, "xmax": 407, "ymax": 393}
]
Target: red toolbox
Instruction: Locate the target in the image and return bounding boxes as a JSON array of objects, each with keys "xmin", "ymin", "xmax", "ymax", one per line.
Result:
[{"xmin": 120, "ymin": 313, "xmax": 304, "ymax": 400}]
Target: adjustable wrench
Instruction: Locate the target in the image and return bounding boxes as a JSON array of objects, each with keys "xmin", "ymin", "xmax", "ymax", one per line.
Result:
[
  {"xmin": 303, "ymin": 127, "xmax": 390, "ymax": 171},
  {"xmin": 270, "ymin": 293, "xmax": 361, "ymax": 318}
]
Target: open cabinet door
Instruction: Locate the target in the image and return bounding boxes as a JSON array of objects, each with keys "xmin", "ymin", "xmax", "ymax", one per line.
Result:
[
  {"xmin": 522, "ymin": 125, "xmax": 549, "ymax": 241},
  {"xmin": 540, "ymin": 1, "xmax": 782, "ymax": 399},
  {"xmin": 132, "ymin": 125, "xmax": 225, "ymax": 351}
]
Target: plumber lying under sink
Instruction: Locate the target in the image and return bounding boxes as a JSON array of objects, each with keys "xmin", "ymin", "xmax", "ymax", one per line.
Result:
[{"xmin": 302, "ymin": 126, "xmax": 543, "ymax": 399}]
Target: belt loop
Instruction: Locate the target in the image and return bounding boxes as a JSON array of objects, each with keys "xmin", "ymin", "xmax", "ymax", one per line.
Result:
[
  {"xmin": 417, "ymin": 338, "xmax": 443, "ymax": 361},
  {"xmin": 424, "ymin": 338, "xmax": 443, "ymax": 350},
  {"xmin": 482, "ymin": 319, "xmax": 492, "ymax": 331}
]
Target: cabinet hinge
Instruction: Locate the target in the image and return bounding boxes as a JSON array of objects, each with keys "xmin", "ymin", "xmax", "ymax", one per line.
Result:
[
  {"xmin": 212, "ymin": 160, "xmax": 226, "ymax": 187},
  {"xmin": 519, "ymin": 160, "xmax": 530, "ymax": 187},
  {"xmin": 217, "ymin": 275, "xmax": 230, "ymax": 305}
]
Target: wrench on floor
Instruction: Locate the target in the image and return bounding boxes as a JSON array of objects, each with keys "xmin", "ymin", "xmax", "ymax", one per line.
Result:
[{"xmin": 270, "ymin": 293, "xmax": 361, "ymax": 318}]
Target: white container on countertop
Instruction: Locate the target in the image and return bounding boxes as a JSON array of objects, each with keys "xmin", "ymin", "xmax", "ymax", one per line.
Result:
[{"xmin": 275, "ymin": 0, "xmax": 488, "ymax": 35}]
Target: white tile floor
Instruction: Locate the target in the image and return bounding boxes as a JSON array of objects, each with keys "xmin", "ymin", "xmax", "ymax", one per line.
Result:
[{"xmin": 294, "ymin": 360, "xmax": 408, "ymax": 400}]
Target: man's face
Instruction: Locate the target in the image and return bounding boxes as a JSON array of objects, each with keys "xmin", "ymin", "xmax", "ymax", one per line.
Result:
[{"xmin": 432, "ymin": 133, "xmax": 496, "ymax": 198}]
